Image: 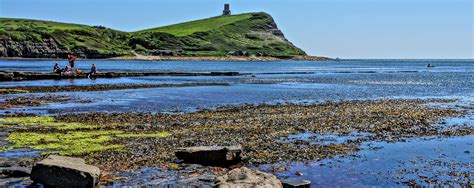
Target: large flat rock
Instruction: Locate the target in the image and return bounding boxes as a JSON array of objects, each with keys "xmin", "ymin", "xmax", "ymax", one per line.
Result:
[
  {"xmin": 0, "ymin": 70, "xmax": 244, "ymax": 81},
  {"xmin": 175, "ymin": 145, "xmax": 242, "ymax": 166},
  {"xmin": 31, "ymin": 155, "xmax": 100, "ymax": 188}
]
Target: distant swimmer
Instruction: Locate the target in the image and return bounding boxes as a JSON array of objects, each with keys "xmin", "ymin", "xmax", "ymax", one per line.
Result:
[{"xmin": 427, "ymin": 64, "xmax": 435, "ymax": 68}]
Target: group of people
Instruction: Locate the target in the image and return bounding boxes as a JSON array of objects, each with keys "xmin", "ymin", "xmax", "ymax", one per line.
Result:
[{"xmin": 53, "ymin": 54, "xmax": 97, "ymax": 79}]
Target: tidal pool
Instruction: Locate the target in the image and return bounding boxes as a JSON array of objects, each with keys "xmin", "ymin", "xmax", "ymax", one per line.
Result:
[{"xmin": 261, "ymin": 135, "xmax": 474, "ymax": 187}]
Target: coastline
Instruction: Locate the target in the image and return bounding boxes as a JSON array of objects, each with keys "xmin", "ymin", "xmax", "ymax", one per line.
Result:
[{"xmin": 0, "ymin": 55, "xmax": 333, "ymax": 62}]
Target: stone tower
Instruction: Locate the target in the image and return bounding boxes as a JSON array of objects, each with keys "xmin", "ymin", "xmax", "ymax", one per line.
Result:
[{"xmin": 223, "ymin": 4, "xmax": 231, "ymax": 16}]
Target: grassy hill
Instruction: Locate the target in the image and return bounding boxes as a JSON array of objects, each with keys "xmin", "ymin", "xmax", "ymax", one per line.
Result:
[
  {"xmin": 0, "ymin": 12, "xmax": 306, "ymax": 59},
  {"xmin": 137, "ymin": 14, "xmax": 253, "ymax": 37},
  {"xmin": 0, "ymin": 18, "xmax": 131, "ymax": 58}
]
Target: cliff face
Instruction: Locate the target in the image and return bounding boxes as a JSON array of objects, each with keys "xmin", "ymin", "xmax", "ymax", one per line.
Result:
[
  {"xmin": 0, "ymin": 38, "xmax": 68, "ymax": 58},
  {"xmin": 0, "ymin": 13, "xmax": 306, "ymax": 59}
]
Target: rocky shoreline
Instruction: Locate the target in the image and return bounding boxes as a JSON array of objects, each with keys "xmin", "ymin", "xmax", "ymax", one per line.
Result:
[
  {"xmin": 0, "ymin": 70, "xmax": 320, "ymax": 82},
  {"xmin": 1, "ymin": 98, "xmax": 472, "ymax": 186},
  {"xmin": 0, "ymin": 94, "xmax": 91, "ymax": 111},
  {"xmin": 0, "ymin": 83, "xmax": 230, "ymax": 93},
  {"xmin": 0, "ymin": 70, "xmax": 243, "ymax": 81}
]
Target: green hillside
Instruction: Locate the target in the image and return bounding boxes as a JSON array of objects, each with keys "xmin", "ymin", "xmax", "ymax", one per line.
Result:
[
  {"xmin": 0, "ymin": 18, "xmax": 131, "ymax": 58},
  {"xmin": 0, "ymin": 12, "xmax": 306, "ymax": 58},
  {"xmin": 138, "ymin": 13, "xmax": 253, "ymax": 36}
]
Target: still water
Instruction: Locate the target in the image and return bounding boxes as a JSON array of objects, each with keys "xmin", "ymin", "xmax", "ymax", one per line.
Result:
[{"xmin": 0, "ymin": 60, "xmax": 472, "ymax": 114}]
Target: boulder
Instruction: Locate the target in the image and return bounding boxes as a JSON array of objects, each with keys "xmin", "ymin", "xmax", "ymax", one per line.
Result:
[
  {"xmin": 175, "ymin": 145, "xmax": 242, "ymax": 166},
  {"xmin": 215, "ymin": 167, "xmax": 282, "ymax": 188},
  {"xmin": 281, "ymin": 179, "xmax": 311, "ymax": 188},
  {"xmin": 30, "ymin": 155, "xmax": 100, "ymax": 188}
]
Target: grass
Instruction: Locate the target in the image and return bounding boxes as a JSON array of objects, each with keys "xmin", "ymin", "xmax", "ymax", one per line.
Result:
[
  {"xmin": 0, "ymin": 18, "xmax": 91, "ymax": 32},
  {"xmin": 137, "ymin": 14, "xmax": 253, "ymax": 37}
]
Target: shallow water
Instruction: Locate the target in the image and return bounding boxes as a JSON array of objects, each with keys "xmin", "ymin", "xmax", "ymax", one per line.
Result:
[
  {"xmin": 261, "ymin": 135, "xmax": 474, "ymax": 187},
  {"xmin": 280, "ymin": 132, "xmax": 375, "ymax": 145},
  {"xmin": 1, "ymin": 59, "xmax": 473, "ymax": 187},
  {"xmin": 1, "ymin": 60, "xmax": 473, "ymax": 115},
  {"xmin": 1, "ymin": 59, "xmax": 472, "ymax": 73}
]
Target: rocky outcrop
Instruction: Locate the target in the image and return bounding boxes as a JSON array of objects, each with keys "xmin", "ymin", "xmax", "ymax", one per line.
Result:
[
  {"xmin": 30, "ymin": 155, "xmax": 101, "ymax": 188},
  {"xmin": 0, "ymin": 70, "xmax": 244, "ymax": 81},
  {"xmin": 0, "ymin": 38, "xmax": 68, "ymax": 58},
  {"xmin": 175, "ymin": 145, "xmax": 242, "ymax": 166},
  {"xmin": 215, "ymin": 167, "xmax": 282, "ymax": 188}
]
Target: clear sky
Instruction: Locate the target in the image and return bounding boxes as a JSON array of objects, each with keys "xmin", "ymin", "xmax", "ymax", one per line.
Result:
[{"xmin": 1, "ymin": 0, "xmax": 472, "ymax": 59}]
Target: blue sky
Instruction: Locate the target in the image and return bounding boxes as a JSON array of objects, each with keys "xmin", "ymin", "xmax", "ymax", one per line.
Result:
[{"xmin": 1, "ymin": 0, "xmax": 472, "ymax": 59}]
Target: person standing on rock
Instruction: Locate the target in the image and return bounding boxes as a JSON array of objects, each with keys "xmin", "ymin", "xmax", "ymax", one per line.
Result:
[
  {"xmin": 88, "ymin": 64, "xmax": 97, "ymax": 79},
  {"xmin": 68, "ymin": 54, "xmax": 77, "ymax": 68}
]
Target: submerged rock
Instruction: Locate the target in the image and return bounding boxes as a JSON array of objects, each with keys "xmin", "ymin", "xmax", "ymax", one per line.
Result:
[
  {"xmin": 0, "ymin": 72, "xmax": 14, "ymax": 81},
  {"xmin": 30, "ymin": 155, "xmax": 100, "ymax": 188},
  {"xmin": 175, "ymin": 145, "xmax": 242, "ymax": 166},
  {"xmin": 0, "ymin": 177, "xmax": 24, "ymax": 187},
  {"xmin": 281, "ymin": 179, "xmax": 311, "ymax": 188},
  {"xmin": 215, "ymin": 167, "xmax": 282, "ymax": 188},
  {"xmin": 0, "ymin": 167, "xmax": 31, "ymax": 177}
]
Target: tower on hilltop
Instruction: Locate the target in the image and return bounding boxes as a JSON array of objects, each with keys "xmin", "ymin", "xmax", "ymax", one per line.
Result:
[{"xmin": 223, "ymin": 4, "xmax": 231, "ymax": 16}]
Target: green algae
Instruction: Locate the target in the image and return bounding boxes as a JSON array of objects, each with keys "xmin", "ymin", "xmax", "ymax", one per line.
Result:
[
  {"xmin": 5, "ymin": 130, "xmax": 124, "ymax": 155},
  {"xmin": 0, "ymin": 116, "xmax": 98, "ymax": 130},
  {"xmin": 2, "ymin": 117, "xmax": 172, "ymax": 155},
  {"xmin": 0, "ymin": 89, "xmax": 29, "ymax": 94},
  {"xmin": 116, "ymin": 132, "xmax": 171, "ymax": 138}
]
